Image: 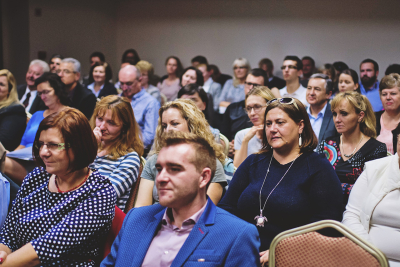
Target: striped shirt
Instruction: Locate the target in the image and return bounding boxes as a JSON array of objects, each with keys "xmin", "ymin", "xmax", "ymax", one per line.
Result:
[{"xmin": 90, "ymin": 151, "xmax": 140, "ymax": 210}]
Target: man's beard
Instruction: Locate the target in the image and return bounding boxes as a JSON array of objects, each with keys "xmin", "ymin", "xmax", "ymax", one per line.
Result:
[{"xmin": 361, "ymin": 75, "xmax": 377, "ymax": 88}]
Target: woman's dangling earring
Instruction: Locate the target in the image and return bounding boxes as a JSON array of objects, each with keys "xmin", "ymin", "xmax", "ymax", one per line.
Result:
[{"xmin": 299, "ymin": 134, "xmax": 302, "ymax": 147}]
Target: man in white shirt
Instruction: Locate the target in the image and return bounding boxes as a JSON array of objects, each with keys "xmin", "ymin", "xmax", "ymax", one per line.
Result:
[
  {"xmin": 280, "ymin": 55, "xmax": 308, "ymax": 107},
  {"xmin": 17, "ymin": 60, "xmax": 49, "ymax": 114}
]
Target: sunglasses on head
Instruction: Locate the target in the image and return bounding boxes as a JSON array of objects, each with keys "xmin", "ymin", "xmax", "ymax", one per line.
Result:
[{"xmin": 267, "ymin": 97, "xmax": 299, "ymax": 110}]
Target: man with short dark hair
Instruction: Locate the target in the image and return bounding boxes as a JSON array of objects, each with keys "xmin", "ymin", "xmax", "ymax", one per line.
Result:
[
  {"xmin": 258, "ymin": 58, "xmax": 285, "ymax": 89},
  {"xmin": 359, "ymin": 59, "xmax": 382, "ymax": 112},
  {"xmin": 306, "ymin": 73, "xmax": 337, "ymax": 141},
  {"xmin": 300, "ymin": 56, "xmax": 315, "ymax": 87},
  {"xmin": 280, "ymin": 55, "xmax": 308, "ymax": 106},
  {"xmin": 101, "ymin": 132, "xmax": 260, "ymax": 267},
  {"xmin": 191, "ymin": 55, "xmax": 208, "ymax": 67}
]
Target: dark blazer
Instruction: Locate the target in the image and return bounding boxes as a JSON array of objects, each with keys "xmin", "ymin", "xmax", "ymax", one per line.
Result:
[
  {"xmin": 70, "ymin": 83, "xmax": 97, "ymax": 119},
  {"xmin": 220, "ymin": 100, "xmax": 253, "ymax": 140},
  {"xmin": 96, "ymin": 83, "xmax": 118, "ymax": 99},
  {"xmin": 318, "ymin": 102, "xmax": 338, "ymax": 141},
  {"xmin": 101, "ymin": 200, "xmax": 261, "ymax": 267},
  {"xmin": 0, "ymin": 103, "xmax": 26, "ymax": 151},
  {"xmin": 17, "ymin": 84, "xmax": 47, "ymax": 114},
  {"xmin": 268, "ymin": 76, "xmax": 286, "ymax": 89}
]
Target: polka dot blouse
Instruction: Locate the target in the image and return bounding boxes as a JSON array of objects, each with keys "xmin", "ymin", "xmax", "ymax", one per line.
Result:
[{"xmin": 0, "ymin": 167, "xmax": 116, "ymax": 266}]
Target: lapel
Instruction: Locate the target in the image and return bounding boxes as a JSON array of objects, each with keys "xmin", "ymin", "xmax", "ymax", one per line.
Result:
[
  {"xmin": 318, "ymin": 102, "xmax": 332, "ymax": 140},
  {"xmin": 171, "ymin": 200, "xmax": 216, "ymax": 267},
  {"xmin": 131, "ymin": 208, "xmax": 165, "ymax": 267}
]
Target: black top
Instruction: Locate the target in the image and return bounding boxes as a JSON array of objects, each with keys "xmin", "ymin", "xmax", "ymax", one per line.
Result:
[
  {"xmin": 0, "ymin": 103, "xmax": 27, "ymax": 150},
  {"xmin": 17, "ymin": 84, "xmax": 47, "ymax": 114},
  {"xmin": 220, "ymin": 100, "xmax": 253, "ymax": 141},
  {"xmin": 70, "ymin": 83, "xmax": 97, "ymax": 119},
  {"xmin": 375, "ymin": 110, "xmax": 398, "ymax": 153},
  {"xmin": 95, "ymin": 82, "xmax": 118, "ymax": 99},
  {"xmin": 268, "ymin": 76, "xmax": 286, "ymax": 89}
]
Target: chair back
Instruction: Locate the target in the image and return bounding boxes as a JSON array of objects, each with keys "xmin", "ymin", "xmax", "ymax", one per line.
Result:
[
  {"xmin": 124, "ymin": 156, "xmax": 146, "ymax": 213},
  {"xmin": 269, "ymin": 220, "xmax": 388, "ymax": 267}
]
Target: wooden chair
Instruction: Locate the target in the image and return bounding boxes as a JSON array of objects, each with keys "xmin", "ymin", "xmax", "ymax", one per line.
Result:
[
  {"xmin": 268, "ymin": 220, "xmax": 388, "ymax": 267},
  {"xmin": 124, "ymin": 157, "xmax": 146, "ymax": 213}
]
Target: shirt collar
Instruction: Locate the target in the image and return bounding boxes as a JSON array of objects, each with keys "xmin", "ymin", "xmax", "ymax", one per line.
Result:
[
  {"xmin": 162, "ymin": 200, "xmax": 208, "ymax": 229},
  {"xmin": 307, "ymin": 101, "xmax": 328, "ymax": 118},
  {"xmin": 132, "ymin": 88, "xmax": 145, "ymax": 100}
]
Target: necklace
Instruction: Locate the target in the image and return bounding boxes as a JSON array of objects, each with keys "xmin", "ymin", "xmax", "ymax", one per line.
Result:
[
  {"xmin": 55, "ymin": 169, "xmax": 90, "ymax": 193},
  {"xmin": 340, "ymin": 134, "xmax": 364, "ymax": 158},
  {"xmin": 255, "ymin": 154, "xmax": 300, "ymax": 227}
]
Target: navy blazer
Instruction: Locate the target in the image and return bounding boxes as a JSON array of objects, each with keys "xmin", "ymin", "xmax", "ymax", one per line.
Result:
[
  {"xmin": 17, "ymin": 84, "xmax": 47, "ymax": 114},
  {"xmin": 101, "ymin": 200, "xmax": 261, "ymax": 267},
  {"xmin": 312, "ymin": 102, "xmax": 338, "ymax": 141},
  {"xmin": 70, "ymin": 83, "xmax": 96, "ymax": 119}
]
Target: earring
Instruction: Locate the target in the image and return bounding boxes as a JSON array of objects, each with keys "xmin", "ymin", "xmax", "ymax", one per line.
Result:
[{"xmin": 299, "ymin": 134, "xmax": 302, "ymax": 147}]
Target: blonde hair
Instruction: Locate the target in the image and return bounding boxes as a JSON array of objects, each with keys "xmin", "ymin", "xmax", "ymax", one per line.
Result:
[
  {"xmin": 232, "ymin": 58, "xmax": 251, "ymax": 86},
  {"xmin": 151, "ymin": 99, "xmax": 225, "ymax": 164},
  {"xmin": 89, "ymin": 95, "xmax": 144, "ymax": 159},
  {"xmin": 331, "ymin": 91, "xmax": 376, "ymax": 138},
  {"xmin": 0, "ymin": 69, "xmax": 20, "ymax": 109},
  {"xmin": 136, "ymin": 60, "xmax": 154, "ymax": 77},
  {"xmin": 245, "ymin": 86, "xmax": 275, "ymax": 105}
]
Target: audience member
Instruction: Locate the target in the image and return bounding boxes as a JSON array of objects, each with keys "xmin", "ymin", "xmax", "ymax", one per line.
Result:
[
  {"xmin": 135, "ymin": 99, "xmax": 227, "ymax": 207},
  {"xmin": 197, "ymin": 63, "xmax": 222, "ymax": 111},
  {"xmin": 136, "ymin": 60, "xmax": 161, "ymax": 103},
  {"xmin": 359, "ymin": 58, "xmax": 382, "ymax": 112},
  {"xmin": 191, "ymin": 55, "xmax": 208, "ymax": 67},
  {"xmin": 319, "ymin": 63, "xmax": 336, "ymax": 80},
  {"xmin": 87, "ymin": 62, "xmax": 117, "ymax": 99},
  {"xmin": 180, "ymin": 66, "xmax": 204, "ymax": 87},
  {"xmin": 218, "ymin": 58, "xmax": 251, "ymax": 112},
  {"xmin": 121, "ymin": 49, "xmax": 140, "ymax": 65},
  {"xmin": 338, "ymin": 69, "xmax": 361, "ymax": 93},
  {"xmin": 375, "ymin": 73, "xmax": 400, "ymax": 154},
  {"xmin": 385, "ymin": 64, "xmax": 400, "ymax": 76},
  {"xmin": 4, "ymin": 73, "xmax": 70, "ymax": 184},
  {"xmin": 57, "ymin": 58, "xmax": 97, "ymax": 119},
  {"xmin": 306, "ymin": 73, "xmax": 337, "ymax": 141},
  {"xmin": 300, "ymin": 56, "xmax": 316, "ymax": 87},
  {"xmin": 343, "ymin": 130, "xmax": 400, "ymax": 266},
  {"xmin": 83, "ymin": 52, "xmax": 106, "ymax": 86},
  {"xmin": 157, "ymin": 56, "xmax": 183, "ymax": 101},
  {"xmin": 258, "ymin": 58, "xmax": 286, "ymax": 89},
  {"xmin": 48, "ymin": 54, "xmax": 63, "ymax": 73},
  {"xmin": 119, "ymin": 65, "xmax": 160, "ymax": 149},
  {"xmin": 0, "ymin": 108, "xmax": 115, "ymax": 266},
  {"xmin": 221, "ymin": 68, "xmax": 267, "ymax": 141},
  {"xmin": 0, "ymin": 70, "xmax": 26, "ymax": 151},
  {"xmin": 219, "ymin": 97, "xmax": 343, "ymax": 265},
  {"xmin": 101, "ymin": 131, "xmax": 260, "ymax": 267},
  {"xmin": 233, "ymin": 86, "xmax": 275, "ymax": 167},
  {"xmin": 89, "ymin": 95, "xmax": 143, "ymax": 211},
  {"xmin": 316, "ymin": 92, "xmax": 387, "ymax": 206},
  {"xmin": 280, "ymin": 55, "xmax": 308, "ymax": 106},
  {"xmin": 209, "ymin": 64, "xmax": 232, "ymax": 88},
  {"xmin": 332, "ymin": 61, "xmax": 349, "ymax": 77},
  {"xmin": 17, "ymin": 59, "xmax": 49, "ymax": 114}
]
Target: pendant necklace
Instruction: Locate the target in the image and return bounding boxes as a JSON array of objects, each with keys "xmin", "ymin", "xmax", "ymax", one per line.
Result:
[
  {"xmin": 255, "ymin": 153, "xmax": 300, "ymax": 227},
  {"xmin": 340, "ymin": 134, "xmax": 364, "ymax": 158}
]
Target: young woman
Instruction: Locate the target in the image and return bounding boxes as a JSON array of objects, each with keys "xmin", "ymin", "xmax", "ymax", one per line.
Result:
[
  {"xmin": 338, "ymin": 69, "xmax": 360, "ymax": 93},
  {"xmin": 87, "ymin": 62, "xmax": 117, "ymax": 99},
  {"xmin": 157, "ymin": 56, "xmax": 184, "ymax": 101},
  {"xmin": 89, "ymin": 95, "xmax": 143, "ymax": 211}
]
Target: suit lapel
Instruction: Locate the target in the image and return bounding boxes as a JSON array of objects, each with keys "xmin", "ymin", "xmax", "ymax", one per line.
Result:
[{"xmin": 318, "ymin": 103, "xmax": 331, "ymax": 141}]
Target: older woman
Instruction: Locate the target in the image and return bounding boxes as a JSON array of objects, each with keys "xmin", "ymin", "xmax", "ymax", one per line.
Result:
[
  {"xmin": 317, "ymin": 92, "xmax": 387, "ymax": 206},
  {"xmin": 136, "ymin": 60, "xmax": 161, "ymax": 103},
  {"xmin": 157, "ymin": 56, "xmax": 184, "ymax": 101},
  {"xmin": 0, "ymin": 108, "xmax": 115, "ymax": 266},
  {"xmin": 0, "ymin": 70, "xmax": 26, "ymax": 151},
  {"xmin": 218, "ymin": 97, "xmax": 343, "ymax": 265},
  {"xmin": 338, "ymin": 69, "xmax": 360, "ymax": 93},
  {"xmin": 233, "ymin": 86, "xmax": 275, "ymax": 167},
  {"xmin": 218, "ymin": 58, "xmax": 251, "ymax": 113},
  {"xmin": 134, "ymin": 99, "xmax": 227, "ymax": 207},
  {"xmin": 89, "ymin": 95, "xmax": 143, "ymax": 211},
  {"xmin": 87, "ymin": 62, "xmax": 117, "ymax": 99},
  {"xmin": 375, "ymin": 73, "xmax": 400, "ymax": 154},
  {"xmin": 342, "ymin": 123, "xmax": 400, "ymax": 266}
]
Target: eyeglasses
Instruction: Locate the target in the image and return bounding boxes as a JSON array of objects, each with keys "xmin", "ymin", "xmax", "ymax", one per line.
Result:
[
  {"xmin": 233, "ymin": 66, "xmax": 247, "ymax": 70},
  {"xmin": 244, "ymin": 81, "xmax": 262, "ymax": 87},
  {"xmin": 37, "ymin": 90, "xmax": 52, "ymax": 97},
  {"xmin": 120, "ymin": 80, "xmax": 138, "ymax": 88},
  {"xmin": 267, "ymin": 97, "xmax": 299, "ymax": 110},
  {"xmin": 56, "ymin": 69, "xmax": 75, "ymax": 75},
  {"xmin": 244, "ymin": 104, "xmax": 266, "ymax": 114},
  {"xmin": 35, "ymin": 141, "xmax": 70, "ymax": 152},
  {"xmin": 280, "ymin": 65, "xmax": 298, "ymax": 70}
]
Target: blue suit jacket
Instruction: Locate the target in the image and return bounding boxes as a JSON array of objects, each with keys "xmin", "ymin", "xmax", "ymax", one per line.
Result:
[
  {"xmin": 316, "ymin": 102, "xmax": 338, "ymax": 141},
  {"xmin": 101, "ymin": 200, "xmax": 261, "ymax": 267}
]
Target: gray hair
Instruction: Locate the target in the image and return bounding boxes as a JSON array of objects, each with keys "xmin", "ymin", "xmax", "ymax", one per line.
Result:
[
  {"xmin": 61, "ymin": 58, "xmax": 81, "ymax": 73},
  {"xmin": 310, "ymin": 73, "xmax": 333, "ymax": 94},
  {"xmin": 29, "ymin": 59, "xmax": 50, "ymax": 72},
  {"xmin": 120, "ymin": 65, "xmax": 141, "ymax": 80}
]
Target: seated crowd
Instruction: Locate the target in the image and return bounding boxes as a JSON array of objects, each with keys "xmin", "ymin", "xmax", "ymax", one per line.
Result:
[{"xmin": 0, "ymin": 50, "xmax": 400, "ymax": 266}]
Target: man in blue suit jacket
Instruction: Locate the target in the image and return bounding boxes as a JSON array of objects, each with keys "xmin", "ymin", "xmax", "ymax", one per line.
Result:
[
  {"xmin": 101, "ymin": 132, "xmax": 260, "ymax": 267},
  {"xmin": 306, "ymin": 74, "xmax": 338, "ymax": 142}
]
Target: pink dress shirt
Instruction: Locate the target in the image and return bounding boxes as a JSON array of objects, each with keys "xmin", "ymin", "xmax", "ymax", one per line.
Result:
[{"xmin": 377, "ymin": 116, "xmax": 394, "ymax": 154}]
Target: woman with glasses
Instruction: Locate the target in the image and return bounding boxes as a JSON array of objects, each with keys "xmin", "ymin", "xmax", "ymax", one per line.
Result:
[
  {"xmin": 316, "ymin": 92, "xmax": 387, "ymax": 206},
  {"xmin": 233, "ymin": 86, "xmax": 275, "ymax": 167},
  {"xmin": 4, "ymin": 73, "xmax": 70, "ymax": 184},
  {"xmin": 86, "ymin": 62, "xmax": 117, "ymax": 99},
  {"xmin": 0, "ymin": 108, "xmax": 115, "ymax": 266},
  {"xmin": 219, "ymin": 97, "xmax": 343, "ymax": 266},
  {"xmin": 217, "ymin": 58, "xmax": 250, "ymax": 113}
]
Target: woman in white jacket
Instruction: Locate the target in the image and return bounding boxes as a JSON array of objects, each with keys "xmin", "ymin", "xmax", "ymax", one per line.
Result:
[{"xmin": 343, "ymin": 125, "xmax": 400, "ymax": 266}]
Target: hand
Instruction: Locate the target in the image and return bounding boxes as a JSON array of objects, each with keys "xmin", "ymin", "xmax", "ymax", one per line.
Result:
[
  {"xmin": 260, "ymin": 250, "xmax": 269, "ymax": 266},
  {"xmin": 243, "ymin": 125, "xmax": 264, "ymax": 142},
  {"xmin": 93, "ymin": 127, "xmax": 102, "ymax": 143},
  {"xmin": 228, "ymin": 140, "xmax": 235, "ymax": 158},
  {"xmin": 0, "ymin": 250, "xmax": 8, "ymax": 264}
]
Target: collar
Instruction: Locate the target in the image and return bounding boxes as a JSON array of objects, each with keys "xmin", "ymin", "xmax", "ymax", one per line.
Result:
[
  {"xmin": 87, "ymin": 82, "xmax": 104, "ymax": 91},
  {"xmin": 307, "ymin": 101, "xmax": 328, "ymax": 118},
  {"xmin": 162, "ymin": 200, "xmax": 208, "ymax": 230},
  {"xmin": 132, "ymin": 88, "xmax": 145, "ymax": 101}
]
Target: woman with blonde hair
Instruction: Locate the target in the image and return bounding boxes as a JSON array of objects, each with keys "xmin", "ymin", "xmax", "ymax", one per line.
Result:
[
  {"xmin": 233, "ymin": 86, "xmax": 275, "ymax": 167},
  {"xmin": 317, "ymin": 91, "xmax": 387, "ymax": 206},
  {"xmin": 89, "ymin": 95, "xmax": 143, "ymax": 210},
  {"xmin": 136, "ymin": 60, "xmax": 161, "ymax": 103},
  {"xmin": 218, "ymin": 58, "xmax": 251, "ymax": 113},
  {"xmin": 135, "ymin": 99, "xmax": 227, "ymax": 207},
  {"xmin": 0, "ymin": 69, "xmax": 26, "ymax": 151}
]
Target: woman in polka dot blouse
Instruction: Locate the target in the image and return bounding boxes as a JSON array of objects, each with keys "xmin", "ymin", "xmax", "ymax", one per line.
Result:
[{"xmin": 0, "ymin": 108, "xmax": 116, "ymax": 266}]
